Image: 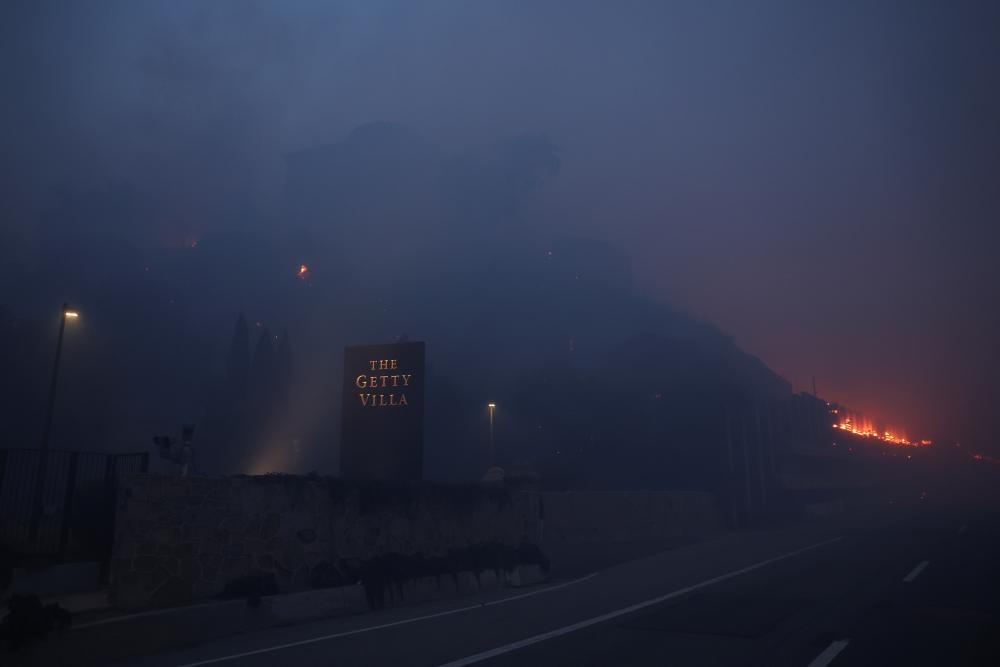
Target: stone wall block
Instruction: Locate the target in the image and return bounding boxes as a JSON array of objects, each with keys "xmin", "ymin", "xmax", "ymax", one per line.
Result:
[
  {"xmin": 292, "ymin": 565, "xmax": 311, "ymax": 588},
  {"xmin": 303, "ymin": 549, "xmax": 329, "ymax": 569},
  {"xmin": 193, "ymin": 579, "xmax": 222, "ymax": 600},
  {"xmin": 199, "ymin": 553, "xmax": 221, "ymax": 571},
  {"xmin": 173, "ymin": 542, "xmax": 195, "ymax": 558},
  {"xmin": 261, "ymin": 512, "xmax": 281, "ymax": 540},
  {"xmin": 279, "ymin": 541, "xmax": 305, "ymax": 572},
  {"xmin": 157, "ymin": 556, "xmax": 180, "ymax": 577},
  {"xmin": 244, "ymin": 514, "xmax": 262, "ymax": 537},
  {"xmin": 202, "ymin": 536, "xmax": 225, "ymax": 555},
  {"xmin": 244, "ymin": 539, "xmax": 266, "ymax": 556},
  {"xmin": 219, "ymin": 515, "xmax": 247, "ymax": 533},
  {"xmin": 177, "ymin": 556, "xmax": 199, "ymax": 583}
]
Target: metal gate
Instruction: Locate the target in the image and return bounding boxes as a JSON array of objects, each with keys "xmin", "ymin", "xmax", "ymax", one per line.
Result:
[{"xmin": 0, "ymin": 448, "xmax": 148, "ymax": 570}]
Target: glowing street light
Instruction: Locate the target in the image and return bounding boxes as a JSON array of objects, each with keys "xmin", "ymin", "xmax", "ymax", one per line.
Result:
[{"xmin": 30, "ymin": 303, "xmax": 79, "ymax": 541}]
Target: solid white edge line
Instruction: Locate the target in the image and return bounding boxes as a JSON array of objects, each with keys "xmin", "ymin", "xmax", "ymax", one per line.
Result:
[
  {"xmin": 74, "ymin": 598, "xmax": 240, "ymax": 631},
  {"xmin": 902, "ymin": 560, "xmax": 930, "ymax": 583},
  {"xmin": 175, "ymin": 572, "xmax": 598, "ymax": 667},
  {"xmin": 806, "ymin": 639, "xmax": 851, "ymax": 667},
  {"xmin": 435, "ymin": 535, "xmax": 845, "ymax": 667}
]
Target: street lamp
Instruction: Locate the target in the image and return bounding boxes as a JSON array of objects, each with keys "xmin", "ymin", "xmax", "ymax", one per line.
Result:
[
  {"xmin": 41, "ymin": 303, "xmax": 78, "ymax": 451},
  {"xmin": 29, "ymin": 303, "xmax": 78, "ymax": 541},
  {"xmin": 487, "ymin": 403, "xmax": 496, "ymax": 466}
]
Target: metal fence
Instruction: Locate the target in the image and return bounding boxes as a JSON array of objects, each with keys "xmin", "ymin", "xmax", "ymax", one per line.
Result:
[{"xmin": 0, "ymin": 448, "xmax": 148, "ymax": 566}]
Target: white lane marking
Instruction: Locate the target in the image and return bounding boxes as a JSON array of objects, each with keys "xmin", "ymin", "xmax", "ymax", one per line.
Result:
[
  {"xmin": 175, "ymin": 572, "xmax": 598, "ymax": 667},
  {"xmin": 958, "ymin": 525, "xmax": 967, "ymax": 534},
  {"xmin": 75, "ymin": 598, "xmax": 239, "ymax": 630},
  {"xmin": 806, "ymin": 639, "xmax": 851, "ymax": 667},
  {"xmin": 435, "ymin": 536, "xmax": 845, "ymax": 667},
  {"xmin": 903, "ymin": 560, "xmax": 930, "ymax": 583}
]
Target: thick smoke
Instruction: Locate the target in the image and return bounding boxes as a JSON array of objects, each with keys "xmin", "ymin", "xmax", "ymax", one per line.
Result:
[{"xmin": 2, "ymin": 1, "xmax": 999, "ymax": 469}]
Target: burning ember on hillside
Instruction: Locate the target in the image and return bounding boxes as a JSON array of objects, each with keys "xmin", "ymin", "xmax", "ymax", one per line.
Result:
[
  {"xmin": 829, "ymin": 405, "xmax": 930, "ymax": 447},
  {"xmin": 297, "ymin": 263, "xmax": 310, "ymax": 279}
]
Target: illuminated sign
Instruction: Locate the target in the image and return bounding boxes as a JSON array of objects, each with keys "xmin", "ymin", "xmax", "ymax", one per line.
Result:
[{"xmin": 340, "ymin": 342, "xmax": 425, "ymax": 480}]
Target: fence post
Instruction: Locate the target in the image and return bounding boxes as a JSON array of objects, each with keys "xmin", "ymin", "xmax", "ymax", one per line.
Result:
[
  {"xmin": 98, "ymin": 455, "xmax": 118, "ymax": 585},
  {"xmin": 57, "ymin": 451, "xmax": 79, "ymax": 559},
  {"xmin": 741, "ymin": 413, "xmax": 753, "ymax": 527},
  {"xmin": 104, "ymin": 454, "xmax": 115, "ymax": 486}
]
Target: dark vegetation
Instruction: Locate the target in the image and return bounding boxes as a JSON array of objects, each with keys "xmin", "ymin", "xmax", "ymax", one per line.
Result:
[
  {"xmin": 355, "ymin": 543, "xmax": 550, "ymax": 610},
  {"xmin": 219, "ymin": 542, "xmax": 549, "ymax": 611}
]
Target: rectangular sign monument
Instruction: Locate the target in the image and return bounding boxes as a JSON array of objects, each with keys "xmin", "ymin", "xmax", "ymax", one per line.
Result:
[{"xmin": 340, "ymin": 341, "xmax": 425, "ymax": 480}]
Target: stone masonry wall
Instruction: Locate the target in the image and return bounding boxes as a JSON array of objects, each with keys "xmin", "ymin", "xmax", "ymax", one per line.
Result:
[
  {"xmin": 110, "ymin": 476, "xmax": 719, "ymax": 609},
  {"xmin": 110, "ymin": 475, "xmax": 533, "ymax": 609}
]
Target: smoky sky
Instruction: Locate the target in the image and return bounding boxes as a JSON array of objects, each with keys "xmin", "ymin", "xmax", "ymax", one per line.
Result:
[{"xmin": 2, "ymin": 0, "xmax": 999, "ymax": 451}]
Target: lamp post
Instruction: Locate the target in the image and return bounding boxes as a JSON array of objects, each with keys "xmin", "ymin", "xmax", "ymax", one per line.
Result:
[
  {"xmin": 29, "ymin": 303, "xmax": 78, "ymax": 542},
  {"xmin": 487, "ymin": 402, "xmax": 496, "ymax": 466}
]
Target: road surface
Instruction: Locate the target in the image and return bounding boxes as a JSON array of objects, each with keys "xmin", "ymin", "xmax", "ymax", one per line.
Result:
[{"xmin": 124, "ymin": 499, "xmax": 1000, "ymax": 667}]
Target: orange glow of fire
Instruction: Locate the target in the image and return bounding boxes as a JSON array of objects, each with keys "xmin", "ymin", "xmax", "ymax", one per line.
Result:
[
  {"xmin": 297, "ymin": 263, "xmax": 309, "ymax": 279},
  {"xmin": 830, "ymin": 410, "xmax": 929, "ymax": 447}
]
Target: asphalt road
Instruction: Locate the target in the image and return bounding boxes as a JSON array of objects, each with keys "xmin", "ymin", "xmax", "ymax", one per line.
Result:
[{"xmin": 123, "ymin": 497, "xmax": 1000, "ymax": 667}]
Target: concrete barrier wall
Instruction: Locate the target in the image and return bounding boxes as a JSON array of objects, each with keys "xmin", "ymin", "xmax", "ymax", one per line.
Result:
[{"xmin": 530, "ymin": 491, "xmax": 720, "ymax": 545}]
